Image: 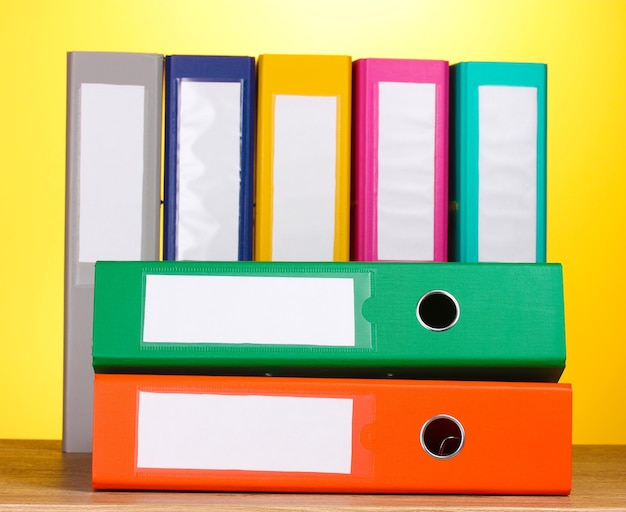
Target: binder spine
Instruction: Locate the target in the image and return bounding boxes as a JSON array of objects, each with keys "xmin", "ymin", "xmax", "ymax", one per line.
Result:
[
  {"xmin": 163, "ymin": 55, "xmax": 256, "ymax": 261},
  {"xmin": 352, "ymin": 58, "xmax": 449, "ymax": 262},
  {"xmin": 92, "ymin": 375, "xmax": 572, "ymax": 494},
  {"xmin": 63, "ymin": 51, "xmax": 163, "ymax": 453},
  {"xmin": 450, "ymin": 61, "xmax": 547, "ymax": 262},
  {"xmin": 254, "ymin": 54, "xmax": 352, "ymax": 262},
  {"xmin": 92, "ymin": 260, "xmax": 566, "ymax": 382}
]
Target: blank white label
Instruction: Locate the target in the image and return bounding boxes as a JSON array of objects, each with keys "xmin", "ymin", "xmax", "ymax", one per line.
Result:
[
  {"xmin": 478, "ymin": 85, "xmax": 538, "ymax": 262},
  {"xmin": 272, "ymin": 95, "xmax": 337, "ymax": 261},
  {"xmin": 377, "ymin": 82, "xmax": 436, "ymax": 261},
  {"xmin": 142, "ymin": 274, "xmax": 356, "ymax": 346},
  {"xmin": 78, "ymin": 83, "xmax": 145, "ymax": 264},
  {"xmin": 137, "ymin": 391, "xmax": 353, "ymax": 473},
  {"xmin": 177, "ymin": 81, "xmax": 242, "ymax": 261}
]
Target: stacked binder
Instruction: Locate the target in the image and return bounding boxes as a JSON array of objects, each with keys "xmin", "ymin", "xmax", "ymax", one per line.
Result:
[
  {"xmin": 63, "ymin": 52, "xmax": 571, "ymax": 494},
  {"xmin": 90, "ymin": 261, "xmax": 571, "ymax": 494}
]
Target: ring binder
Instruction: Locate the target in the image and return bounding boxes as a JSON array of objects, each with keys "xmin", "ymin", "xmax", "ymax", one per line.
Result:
[
  {"xmin": 450, "ymin": 61, "xmax": 547, "ymax": 262},
  {"xmin": 92, "ymin": 260, "xmax": 566, "ymax": 382},
  {"xmin": 352, "ymin": 58, "xmax": 449, "ymax": 262},
  {"xmin": 63, "ymin": 51, "xmax": 162, "ymax": 453},
  {"xmin": 254, "ymin": 54, "xmax": 352, "ymax": 261},
  {"xmin": 163, "ymin": 55, "xmax": 256, "ymax": 261},
  {"xmin": 92, "ymin": 374, "xmax": 572, "ymax": 494}
]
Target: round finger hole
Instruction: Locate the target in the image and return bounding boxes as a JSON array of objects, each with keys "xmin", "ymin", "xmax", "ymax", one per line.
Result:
[
  {"xmin": 416, "ymin": 290, "xmax": 459, "ymax": 331},
  {"xmin": 420, "ymin": 414, "xmax": 464, "ymax": 459}
]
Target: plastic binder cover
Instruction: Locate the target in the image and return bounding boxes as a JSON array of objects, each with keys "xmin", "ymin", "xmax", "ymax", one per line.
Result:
[
  {"xmin": 63, "ymin": 51, "xmax": 162, "ymax": 452},
  {"xmin": 163, "ymin": 55, "xmax": 256, "ymax": 261},
  {"xmin": 92, "ymin": 261, "xmax": 566, "ymax": 382},
  {"xmin": 92, "ymin": 374, "xmax": 572, "ymax": 494},
  {"xmin": 449, "ymin": 61, "xmax": 547, "ymax": 263},
  {"xmin": 254, "ymin": 54, "xmax": 352, "ymax": 261},
  {"xmin": 352, "ymin": 58, "xmax": 449, "ymax": 262}
]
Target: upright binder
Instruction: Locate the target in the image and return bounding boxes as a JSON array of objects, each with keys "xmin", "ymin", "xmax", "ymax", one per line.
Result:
[
  {"xmin": 352, "ymin": 58, "xmax": 449, "ymax": 262},
  {"xmin": 163, "ymin": 55, "xmax": 256, "ymax": 261},
  {"xmin": 63, "ymin": 51, "xmax": 162, "ymax": 452},
  {"xmin": 92, "ymin": 374, "xmax": 572, "ymax": 494},
  {"xmin": 254, "ymin": 54, "xmax": 352, "ymax": 261},
  {"xmin": 92, "ymin": 260, "xmax": 565, "ymax": 382},
  {"xmin": 449, "ymin": 62, "xmax": 547, "ymax": 262}
]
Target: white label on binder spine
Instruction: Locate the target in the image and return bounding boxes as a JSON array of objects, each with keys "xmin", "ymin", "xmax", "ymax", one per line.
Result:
[
  {"xmin": 136, "ymin": 391, "xmax": 354, "ymax": 473},
  {"xmin": 78, "ymin": 84, "xmax": 145, "ymax": 264},
  {"xmin": 478, "ymin": 85, "xmax": 537, "ymax": 262},
  {"xmin": 176, "ymin": 81, "xmax": 242, "ymax": 261},
  {"xmin": 377, "ymin": 82, "xmax": 436, "ymax": 261},
  {"xmin": 272, "ymin": 95, "xmax": 337, "ymax": 261},
  {"xmin": 142, "ymin": 274, "xmax": 356, "ymax": 346}
]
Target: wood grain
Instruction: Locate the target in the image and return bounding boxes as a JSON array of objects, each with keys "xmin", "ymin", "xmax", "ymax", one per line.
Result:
[{"xmin": 0, "ymin": 441, "xmax": 625, "ymax": 511}]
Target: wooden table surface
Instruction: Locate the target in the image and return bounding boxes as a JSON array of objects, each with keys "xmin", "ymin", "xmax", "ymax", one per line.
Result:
[{"xmin": 1, "ymin": 440, "xmax": 625, "ymax": 511}]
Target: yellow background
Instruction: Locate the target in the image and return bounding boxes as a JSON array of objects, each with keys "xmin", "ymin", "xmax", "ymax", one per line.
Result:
[{"xmin": 1, "ymin": 0, "xmax": 624, "ymax": 444}]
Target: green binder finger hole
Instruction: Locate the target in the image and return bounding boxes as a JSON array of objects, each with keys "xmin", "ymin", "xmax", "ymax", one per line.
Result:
[
  {"xmin": 420, "ymin": 414, "xmax": 465, "ymax": 459},
  {"xmin": 416, "ymin": 290, "xmax": 460, "ymax": 331}
]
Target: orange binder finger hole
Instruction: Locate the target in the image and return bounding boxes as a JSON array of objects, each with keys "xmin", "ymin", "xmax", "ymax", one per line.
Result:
[
  {"xmin": 416, "ymin": 290, "xmax": 460, "ymax": 331},
  {"xmin": 420, "ymin": 414, "xmax": 465, "ymax": 459}
]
